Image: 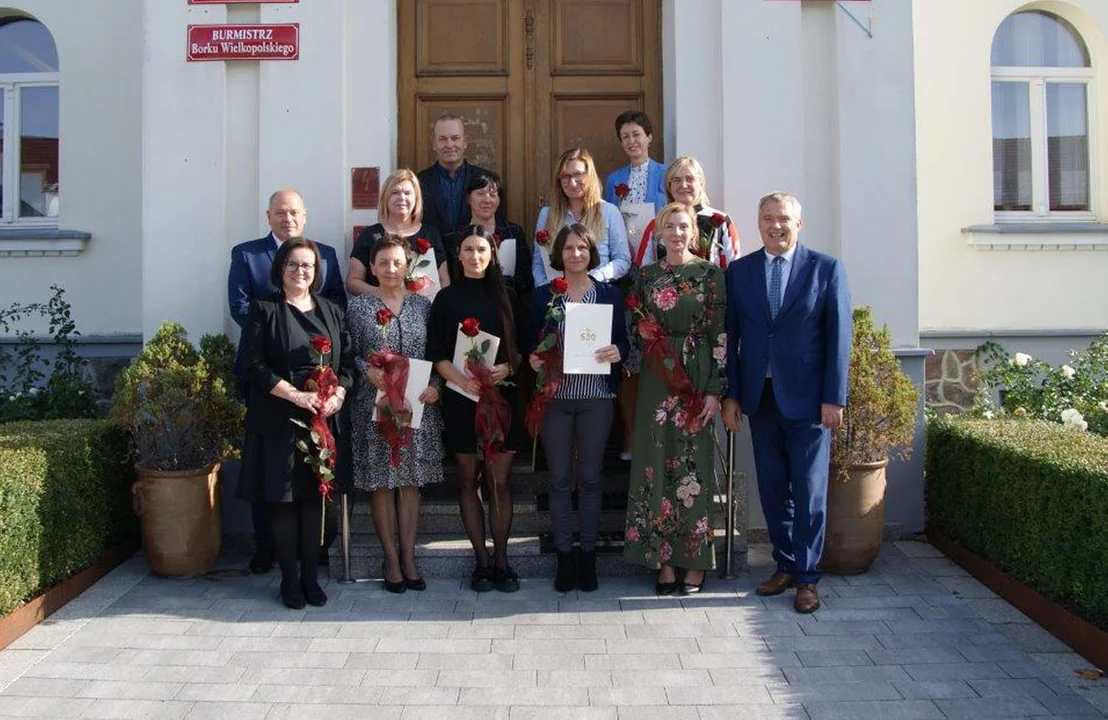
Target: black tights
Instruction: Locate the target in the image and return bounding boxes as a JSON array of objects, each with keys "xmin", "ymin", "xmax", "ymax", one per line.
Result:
[
  {"xmin": 455, "ymin": 452, "xmax": 514, "ymax": 570},
  {"xmin": 268, "ymin": 499, "xmax": 323, "ymax": 589}
]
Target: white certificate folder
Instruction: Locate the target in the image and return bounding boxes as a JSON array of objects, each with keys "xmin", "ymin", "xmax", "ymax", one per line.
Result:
[
  {"xmin": 446, "ymin": 326, "xmax": 500, "ymax": 402},
  {"xmin": 373, "ymin": 357, "xmax": 433, "ymax": 429},
  {"xmin": 563, "ymin": 302, "xmax": 612, "ymax": 375}
]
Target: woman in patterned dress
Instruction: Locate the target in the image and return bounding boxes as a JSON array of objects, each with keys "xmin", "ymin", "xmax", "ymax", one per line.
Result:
[
  {"xmin": 347, "ymin": 235, "xmax": 445, "ymax": 593},
  {"xmin": 622, "ymin": 203, "xmax": 727, "ymax": 596}
]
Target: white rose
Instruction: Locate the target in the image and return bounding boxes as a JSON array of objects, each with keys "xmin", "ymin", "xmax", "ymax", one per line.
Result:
[
  {"xmin": 1098, "ymin": 400, "xmax": 1108, "ymax": 413},
  {"xmin": 1012, "ymin": 352, "xmax": 1032, "ymax": 368},
  {"xmin": 1061, "ymin": 365, "xmax": 1076, "ymax": 380},
  {"xmin": 1061, "ymin": 408, "xmax": 1087, "ymax": 431}
]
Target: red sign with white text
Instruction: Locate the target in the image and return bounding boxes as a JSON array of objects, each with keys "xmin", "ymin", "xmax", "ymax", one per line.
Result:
[{"xmin": 187, "ymin": 24, "xmax": 299, "ymax": 61}]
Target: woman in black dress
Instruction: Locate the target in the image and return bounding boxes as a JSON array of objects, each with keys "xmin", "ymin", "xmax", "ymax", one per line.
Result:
[
  {"xmin": 238, "ymin": 237, "xmax": 354, "ymax": 609},
  {"xmin": 428, "ymin": 224, "xmax": 526, "ymax": 592},
  {"xmin": 347, "ymin": 168, "xmax": 450, "ymax": 300}
]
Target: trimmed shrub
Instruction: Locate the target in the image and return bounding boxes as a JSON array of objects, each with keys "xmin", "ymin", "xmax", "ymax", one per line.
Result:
[
  {"xmin": 926, "ymin": 417, "xmax": 1108, "ymax": 628},
  {"xmin": 0, "ymin": 420, "xmax": 136, "ymax": 616}
]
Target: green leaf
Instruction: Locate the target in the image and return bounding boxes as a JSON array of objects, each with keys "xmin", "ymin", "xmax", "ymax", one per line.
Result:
[
  {"xmin": 480, "ymin": 339, "xmax": 491, "ymax": 354},
  {"xmin": 295, "ymin": 440, "xmax": 309, "ymax": 453}
]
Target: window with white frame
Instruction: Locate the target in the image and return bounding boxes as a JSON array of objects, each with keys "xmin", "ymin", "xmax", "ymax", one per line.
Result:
[
  {"xmin": 0, "ymin": 17, "xmax": 59, "ymax": 225},
  {"xmin": 991, "ymin": 11, "xmax": 1094, "ymax": 219}
]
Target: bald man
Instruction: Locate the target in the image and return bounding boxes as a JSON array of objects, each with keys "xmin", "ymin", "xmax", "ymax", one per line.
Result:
[{"xmin": 227, "ymin": 189, "xmax": 346, "ymax": 574}]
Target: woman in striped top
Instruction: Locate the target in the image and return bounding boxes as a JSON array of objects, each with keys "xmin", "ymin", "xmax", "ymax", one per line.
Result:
[{"xmin": 527, "ymin": 223, "xmax": 629, "ymax": 592}]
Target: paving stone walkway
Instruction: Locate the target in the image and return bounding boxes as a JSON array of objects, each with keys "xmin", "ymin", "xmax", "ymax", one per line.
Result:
[{"xmin": 1, "ymin": 541, "xmax": 1105, "ymax": 719}]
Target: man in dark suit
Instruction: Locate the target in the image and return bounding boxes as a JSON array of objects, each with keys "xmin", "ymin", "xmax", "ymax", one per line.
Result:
[
  {"xmin": 416, "ymin": 114, "xmax": 501, "ymax": 247},
  {"xmin": 722, "ymin": 192, "xmax": 851, "ymax": 614},
  {"xmin": 227, "ymin": 188, "xmax": 346, "ymax": 573}
]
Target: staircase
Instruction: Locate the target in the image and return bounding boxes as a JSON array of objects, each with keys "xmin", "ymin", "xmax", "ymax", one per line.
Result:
[{"xmin": 329, "ymin": 449, "xmax": 748, "ymax": 581}]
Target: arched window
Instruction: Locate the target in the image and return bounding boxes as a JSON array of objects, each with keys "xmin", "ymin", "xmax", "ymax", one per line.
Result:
[
  {"xmin": 0, "ymin": 17, "xmax": 59, "ymax": 223},
  {"xmin": 991, "ymin": 10, "xmax": 1093, "ymax": 218}
]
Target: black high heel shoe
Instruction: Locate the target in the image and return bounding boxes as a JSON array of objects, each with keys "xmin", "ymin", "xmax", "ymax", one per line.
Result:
[
  {"xmin": 679, "ymin": 572, "xmax": 706, "ymax": 596},
  {"xmin": 382, "ymin": 562, "xmax": 406, "ymax": 594},
  {"xmin": 654, "ymin": 569, "xmax": 678, "ymax": 596},
  {"xmin": 402, "ymin": 572, "xmax": 427, "ymax": 592}
]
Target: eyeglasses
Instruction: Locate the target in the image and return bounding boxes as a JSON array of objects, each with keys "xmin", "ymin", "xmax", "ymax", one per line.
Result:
[
  {"xmin": 559, "ymin": 171, "xmax": 588, "ymax": 184},
  {"xmin": 284, "ymin": 261, "xmax": 316, "ymax": 273}
]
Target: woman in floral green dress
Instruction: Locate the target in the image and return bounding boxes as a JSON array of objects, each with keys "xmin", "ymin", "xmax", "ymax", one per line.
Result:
[{"xmin": 623, "ymin": 202, "xmax": 727, "ymax": 595}]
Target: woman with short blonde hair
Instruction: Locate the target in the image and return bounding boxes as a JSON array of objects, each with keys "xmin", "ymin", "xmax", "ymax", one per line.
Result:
[{"xmin": 347, "ymin": 168, "xmax": 450, "ymax": 298}]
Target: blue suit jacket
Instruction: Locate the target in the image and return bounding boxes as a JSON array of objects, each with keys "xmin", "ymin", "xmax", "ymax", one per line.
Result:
[
  {"xmin": 724, "ymin": 245, "xmax": 851, "ymax": 421},
  {"xmin": 228, "ymin": 233, "xmax": 347, "ymax": 379},
  {"xmin": 603, "ymin": 159, "xmax": 668, "ymax": 214}
]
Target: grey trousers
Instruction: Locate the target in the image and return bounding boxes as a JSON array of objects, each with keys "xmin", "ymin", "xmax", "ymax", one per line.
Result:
[{"xmin": 539, "ymin": 398, "xmax": 614, "ymax": 553}]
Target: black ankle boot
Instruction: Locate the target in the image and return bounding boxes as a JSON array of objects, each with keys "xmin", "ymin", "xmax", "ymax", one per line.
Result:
[
  {"xmin": 554, "ymin": 551, "xmax": 577, "ymax": 593},
  {"xmin": 578, "ymin": 550, "xmax": 598, "ymax": 592}
]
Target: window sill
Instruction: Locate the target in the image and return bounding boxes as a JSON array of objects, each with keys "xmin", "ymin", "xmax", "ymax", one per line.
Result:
[
  {"xmin": 0, "ymin": 228, "xmax": 90, "ymax": 257},
  {"xmin": 962, "ymin": 223, "xmax": 1108, "ymax": 250}
]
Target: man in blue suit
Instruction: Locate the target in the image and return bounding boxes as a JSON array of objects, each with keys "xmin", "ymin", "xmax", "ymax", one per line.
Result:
[
  {"xmin": 722, "ymin": 192, "xmax": 851, "ymax": 613},
  {"xmin": 227, "ymin": 188, "xmax": 347, "ymax": 573}
]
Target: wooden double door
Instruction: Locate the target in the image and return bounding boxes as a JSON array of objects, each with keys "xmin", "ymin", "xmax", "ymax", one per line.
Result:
[{"xmin": 398, "ymin": 0, "xmax": 663, "ymax": 236}]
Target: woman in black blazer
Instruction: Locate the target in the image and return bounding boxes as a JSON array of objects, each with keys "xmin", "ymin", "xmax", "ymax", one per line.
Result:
[
  {"xmin": 526, "ymin": 223, "xmax": 628, "ymax": 593},
  {"xmin": 238, "ymin": 237, "xmax": 354, "ymax": 609}
]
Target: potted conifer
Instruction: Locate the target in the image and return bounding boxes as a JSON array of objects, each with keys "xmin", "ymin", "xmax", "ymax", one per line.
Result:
[
  {"xmin": 111, "ymin": 322, "xmax": 242, "ymax": 577},
  {"xmin": 822, "ymin": 306, "xmax": 919, "ymax": 574}
]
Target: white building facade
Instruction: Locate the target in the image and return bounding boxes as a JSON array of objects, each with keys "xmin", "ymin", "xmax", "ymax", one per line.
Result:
[{"xmin": 1, "ymin": 0, "xmax": 1104, "ymax": 534}]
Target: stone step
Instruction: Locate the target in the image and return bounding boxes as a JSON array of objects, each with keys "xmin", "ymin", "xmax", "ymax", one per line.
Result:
[
  {"xmin": 342, "ymin": 495, "xmax": 742, "ymax": 536},
  {"xmin": 347, "ymin": 506, "xmax": 630, "ymax": 535},
  {"xmin": 328, "ymin": 532, "xmax": 748, "ymax": 580}
]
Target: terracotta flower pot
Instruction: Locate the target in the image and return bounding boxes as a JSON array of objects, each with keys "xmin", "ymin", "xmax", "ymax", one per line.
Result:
[
  {"xmin": 132, "ymin": 465, "xmax": 221, "ymax": 578},
  {"xmin": 820, "ymin": 459, "xmax": 888, "ymax": 575}
]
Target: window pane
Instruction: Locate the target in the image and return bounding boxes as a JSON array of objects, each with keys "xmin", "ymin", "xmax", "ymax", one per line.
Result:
[
  {"xmin": 992, "ymin": 82, "xmax": 1032, "ymax": 212},
  {"xmin": 0, "ymin": 19, "xmax": 58, "ymax": 73},
  {"xmin": 991, "ymin": 11, "xmax": 1089, "ymax": 68},
  {"xmin": 1047, "ymin": 83, "xmax": 1089, "ymax": 212},
  {"xmin": 19, "ymin": 85, "xmax": 59, "ymax": 218}
]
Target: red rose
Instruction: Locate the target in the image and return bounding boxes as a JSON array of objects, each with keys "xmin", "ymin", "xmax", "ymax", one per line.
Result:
[
  {"xmin": 710, "ymin": 212, "xmax": 726, "ymax": 228},
  {"xmin": 624, "ymin": 294, "xmax": 641, "ymax": 311},
  {"xmin": 310, "ymin": 335, "xmax": 332, "ymax": 355},
  {"xmin": 414, "ymin": 238, "xmax": 433, "ymax": 255},
  {"xmin": 376, "ymin": 308, "xmax": 394, "ymax": 326},
  {"xmin": 615, "ymin": 183, "xmax": 630, "ymax": 199},
  {"xmin": 404, "ymin": 276, "xmax": 430, "ymax": 292},
  {"xmin": 461, "ymin": 317, "xmax": 481, "ymax": 338},
  {"xmin": 551, "ymin": 277, "xmax": 569, "ymax": 295},
  {"xmin": 535, "ymin": 230, "xmax": 551, "ymax": 247}
]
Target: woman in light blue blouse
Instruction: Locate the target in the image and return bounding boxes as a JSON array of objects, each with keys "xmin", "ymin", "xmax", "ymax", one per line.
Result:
[
  {"xmin": 602, "ymin": 111, "xmax": 668, "ymax": 214},
  {"xmin": 532, "ymin": 148, "xmax": 631, "ymax": 289}
]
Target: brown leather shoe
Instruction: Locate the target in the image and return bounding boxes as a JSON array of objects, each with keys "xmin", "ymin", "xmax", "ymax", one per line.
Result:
[
  {"xmin": 755, "ymin": 572, "xmax": 794, "ymax": 596},
  {"xmin": 794, "ymin": 583, "xmax": 820, "ymax": 614}
]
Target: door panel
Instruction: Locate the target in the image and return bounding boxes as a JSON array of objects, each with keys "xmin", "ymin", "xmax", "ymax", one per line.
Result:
[
  {"xmin": 416, "ymin": 0, "xmax": 508, "ymax": 75},
  {"xmin": 399, "ymin": 0, "xmax": 660, "ymax": 238},
  {"xmin": 552, "ymin": 0, "xmax": 643, "ymax": 74}
]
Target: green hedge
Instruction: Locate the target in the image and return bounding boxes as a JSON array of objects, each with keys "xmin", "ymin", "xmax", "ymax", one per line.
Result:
[
  {"xmin": 926, "ymin": 418, "xmax": 1108, "ymax": 628},
  {"xmin": 0, "ymin": 420, "xmax": 136, "ymax": 616}
]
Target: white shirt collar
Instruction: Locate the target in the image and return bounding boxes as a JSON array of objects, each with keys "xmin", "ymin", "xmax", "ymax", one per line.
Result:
[{"xmin": 765, "ymin": 244, "xmax": 798, "ymax": 265}]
